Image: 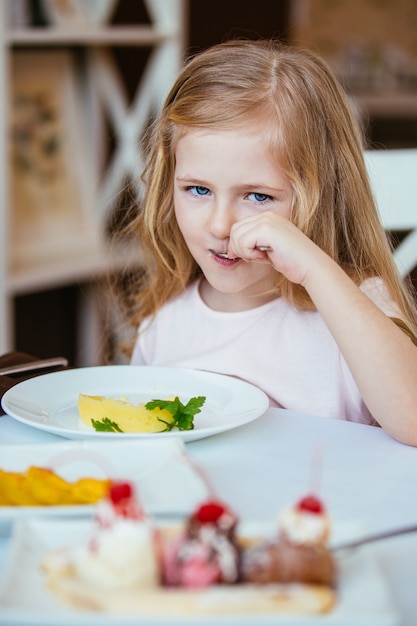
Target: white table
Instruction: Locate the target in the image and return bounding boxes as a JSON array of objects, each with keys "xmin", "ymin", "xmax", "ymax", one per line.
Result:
[{"xmin": 1, "ymin": 408, "xmax": 417, "ymax": 625}]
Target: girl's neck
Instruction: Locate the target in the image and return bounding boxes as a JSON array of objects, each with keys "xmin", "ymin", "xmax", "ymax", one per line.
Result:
[{"xmin": 199, "ymin": 279, "xmax": 279, "ymax": 312}]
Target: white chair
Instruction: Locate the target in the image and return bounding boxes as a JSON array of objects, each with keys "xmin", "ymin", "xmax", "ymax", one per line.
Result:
[{"xmin": 364, "ymin": 148, "xmax": 417, "ymax": 277}]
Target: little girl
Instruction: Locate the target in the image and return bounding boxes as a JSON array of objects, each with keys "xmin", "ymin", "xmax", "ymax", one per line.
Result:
[{"xmin": 120, "ymin": 39, "xmax": 417, "ymax": 445}]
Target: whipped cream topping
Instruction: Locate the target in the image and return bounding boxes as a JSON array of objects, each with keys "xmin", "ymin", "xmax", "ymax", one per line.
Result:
[
  {"xmin": 69, "ymin": 518, "xmax": 159, "ymax": 589},
  {"xmin": 278, "ymin": 506, "xmax": 330, "ymax": 545}
]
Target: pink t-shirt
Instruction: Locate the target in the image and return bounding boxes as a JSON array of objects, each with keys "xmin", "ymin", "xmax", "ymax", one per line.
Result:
[{"xmin": 131, "ymin": 278, "xmax": 401, "ymax": 425}]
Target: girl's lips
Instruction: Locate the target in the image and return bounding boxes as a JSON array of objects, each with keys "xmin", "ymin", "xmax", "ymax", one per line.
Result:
[{"xmin": 209, "ymin": 249, "xmax": 241, "ymax": 264}]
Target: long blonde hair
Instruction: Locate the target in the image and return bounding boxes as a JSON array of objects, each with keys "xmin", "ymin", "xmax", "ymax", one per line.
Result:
[{"xmin": 121, "ymin": 39, "xmax": 417, "ymax": 337}]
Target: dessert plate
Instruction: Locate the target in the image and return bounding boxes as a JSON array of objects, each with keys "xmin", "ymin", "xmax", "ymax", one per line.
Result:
[
  {"xmin": 0, "ymin": 518, "xmax": 399, "ymax": 626},
  {"xmin": 1, "ymin": 365, "xmax": 269, "ymax": 442},
  {"xmin": 0, "ymin": 439, "xmax": 207, "ymax": 533}
]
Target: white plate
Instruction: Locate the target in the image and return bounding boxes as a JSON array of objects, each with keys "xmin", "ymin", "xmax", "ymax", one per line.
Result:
[
  {"xmin": 0, "ymin": 439, "xmax": 207, "ymax": 533},
  {"xmin": 0, "ymin": 518, "xmax": 399, "ymax": 626},
  {"xmin": 0, "ymin": 366, "xmax": 269, "ymax": 442}
]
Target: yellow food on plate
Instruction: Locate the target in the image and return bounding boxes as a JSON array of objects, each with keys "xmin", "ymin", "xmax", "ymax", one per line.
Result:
[
  {"xmin": 0, "ymin": 466, "xmax": 111, "ymax": 506},
  {"xmin": 78, "ymin": 394, "xmax": 175, "ymax": 433},
  {"xmin": 0, "ymin": 469, "xmax": 38, "ymax": 506}
]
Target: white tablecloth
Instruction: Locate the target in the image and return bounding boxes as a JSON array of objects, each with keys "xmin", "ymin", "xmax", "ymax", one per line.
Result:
[{"xmin": 1, "ymin": 408, "xmax": 417, "ymax": 625}]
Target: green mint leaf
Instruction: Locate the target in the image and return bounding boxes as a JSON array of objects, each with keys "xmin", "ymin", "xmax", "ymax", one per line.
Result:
[
  {"xmin": 145, "ymin": 397, "xmax": 180, "ymax": 431},
  {"xmin": 146, "ymin": 397, "xmax": 181, "ymax": 415},
  {"xmin": 145, "ymin": 396, "xmax": 206, "ymax": 432},
  {"xmin": 91, "ymin": 417, "xmax": 124, "ymax": 433},
  {"xmin": 183, "ymin": 396, "xmax": 206, "ymax": 416},
  {"xmin": 176, "ymin": 412, "xmax": 194, "ymax": 431},
  {"xmin": 176, "ymin": 396, "xmax": 206, "ymax": 430}
]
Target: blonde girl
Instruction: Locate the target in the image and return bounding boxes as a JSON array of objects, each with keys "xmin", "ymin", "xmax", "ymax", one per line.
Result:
[{"xmin": 120, "ymin": 39, "xmax": 417, "ymax": 445}]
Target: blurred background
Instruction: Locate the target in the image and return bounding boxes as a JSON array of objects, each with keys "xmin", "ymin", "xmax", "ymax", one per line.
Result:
[{"xmin": 1, "ymin": 0, "xmax": 416, "ymax": 367}]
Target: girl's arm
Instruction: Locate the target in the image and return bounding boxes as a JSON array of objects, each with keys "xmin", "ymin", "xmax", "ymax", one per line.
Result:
[
  {"xmin": 303, "ymin": 250, "xmax": 417, "ymax": 446},
  {"xmin": 229, "ymin": 212, "xmax": 417, "ymax": 445}
]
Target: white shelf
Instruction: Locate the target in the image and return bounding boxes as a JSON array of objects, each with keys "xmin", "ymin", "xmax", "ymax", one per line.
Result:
[{"xmin": 0, "ymin": 0, "xmax": 187, "ymax": 362}]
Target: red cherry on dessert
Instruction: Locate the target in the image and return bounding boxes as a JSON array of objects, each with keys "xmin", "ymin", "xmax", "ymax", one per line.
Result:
[
  {"xmin": 296, "ymin": 494, "xmax": 324, "ymax": 514},
  {"xmin": 109, "ymin": 482, "xmax": 133, "ymax": 505},
  {"xmin": 108, "ymin": 481, "xmax": 144, "ymax": 520},
  {"xmin": 195, "ymin": 501, "xmax": 228, "ymax": 523}
]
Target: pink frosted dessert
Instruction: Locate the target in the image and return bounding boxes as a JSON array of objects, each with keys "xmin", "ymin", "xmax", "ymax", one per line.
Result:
[{"xmin": 162, "ymin": 499, "xmax": 241, "ymax": 587}]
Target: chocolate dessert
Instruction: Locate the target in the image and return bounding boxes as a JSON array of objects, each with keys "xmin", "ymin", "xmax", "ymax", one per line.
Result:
[{"xmin": 241, "ymin": 493, "xmax": 336, "ymax": 587}]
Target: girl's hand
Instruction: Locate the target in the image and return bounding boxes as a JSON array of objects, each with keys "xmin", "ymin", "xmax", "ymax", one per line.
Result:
[
  {"xmin": 230, "ymin": 211, "xmax": 417, "ymax": 445},
  {"xmin": 228, "ymin": 212, "xmax": 324, "ymax": 286}
]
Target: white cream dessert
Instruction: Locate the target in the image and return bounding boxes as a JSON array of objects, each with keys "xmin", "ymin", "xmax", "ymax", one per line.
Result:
[{"xmin": 42, "ymin": 482, "xmax": 159, "ymax": 591}]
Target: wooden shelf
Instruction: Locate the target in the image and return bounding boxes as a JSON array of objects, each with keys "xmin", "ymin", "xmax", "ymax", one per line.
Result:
[
  {"xmin": 352, "ymin": 92, "xmax": 417, "ymax": 119},
  {"xmin": 8, "ymin": 241, "xmax": 143, "ymax": 295},
  {"xmin": 6, "ymin": 26, "xmax": 173, "ymax": 46}
]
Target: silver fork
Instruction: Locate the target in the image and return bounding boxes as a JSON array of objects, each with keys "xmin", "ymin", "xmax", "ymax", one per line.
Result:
[
  {"xmin": 216, "ymin": 246, "xmax": 273, "ymax": 259},
  {"xmin": 332, "ymin": 523, "xmax": 417, "ymax": 551}
]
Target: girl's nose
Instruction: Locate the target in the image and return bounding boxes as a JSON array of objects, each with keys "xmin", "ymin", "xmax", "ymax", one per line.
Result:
[{"xmin": 208, "ymin": 203, "xmax": 236, "ymax": 240}]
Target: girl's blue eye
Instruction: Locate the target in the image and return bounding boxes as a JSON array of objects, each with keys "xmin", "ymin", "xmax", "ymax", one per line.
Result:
[
  {"xmin": 190, "ymin": 185, "xmax": 210, "ymax": 196},
  {"xmin": 248, "ymin": 192, "xmax": 271, "ymax": 203}
]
